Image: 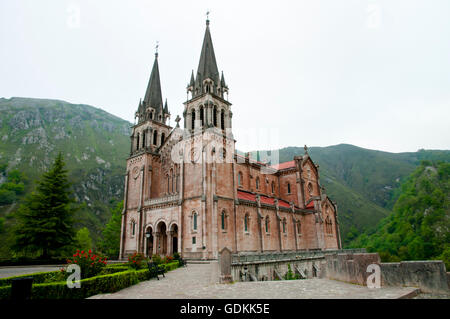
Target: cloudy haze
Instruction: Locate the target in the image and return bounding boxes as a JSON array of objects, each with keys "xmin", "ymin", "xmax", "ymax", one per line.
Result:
[{"xmin": 1, "ymin": 0, "xmax": 449, "ymax": 153}]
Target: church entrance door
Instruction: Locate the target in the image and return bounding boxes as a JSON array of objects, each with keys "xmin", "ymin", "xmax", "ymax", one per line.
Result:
[{"xmin": 157, "ymin": 222, "xmax": 167, "ymax": 256}]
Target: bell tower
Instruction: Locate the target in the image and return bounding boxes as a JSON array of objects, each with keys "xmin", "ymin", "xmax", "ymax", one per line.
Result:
[
  {"xmin": 183, "ymin": 18, "xmax": 232, "ymax": 135},
  {"xmin": 131, "ymin": 50, "xmax": 171, "ymax": 156}
]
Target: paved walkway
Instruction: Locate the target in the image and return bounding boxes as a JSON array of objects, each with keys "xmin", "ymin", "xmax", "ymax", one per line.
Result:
[
  {"xmin": 0, "ymin": 265, "xmax": 61, "ymax": 279},
  {"xmin": 89, "ymin": 262, "xmax": 418, "ymax": 299}
]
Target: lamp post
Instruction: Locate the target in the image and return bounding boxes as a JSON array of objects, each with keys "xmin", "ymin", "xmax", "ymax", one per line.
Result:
[{"xmin": 145, "ymin": 231, "xmax": 151, "ymax": 257}]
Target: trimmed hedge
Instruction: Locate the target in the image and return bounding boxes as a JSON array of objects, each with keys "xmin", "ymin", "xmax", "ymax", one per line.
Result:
[
  {"xmin": 160, "ymin": 261, "xmax": 179, "ymax": 272},
  {"xmin": 0, "ymin": 270, "xmax": 62, "ymax": 287},
  {"xmin": 0, "ymin": 260, "xmax": 181, "ymax": 299}
]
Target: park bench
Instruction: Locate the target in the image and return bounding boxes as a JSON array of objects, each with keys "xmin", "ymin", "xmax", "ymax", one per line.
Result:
[
  {"xmin": 178, "ymin": 257, "xmax": 187, "ymax": 268},
  {"xmin": 147, "ymin": 262, "xmax": 165, "ymax": 280}
]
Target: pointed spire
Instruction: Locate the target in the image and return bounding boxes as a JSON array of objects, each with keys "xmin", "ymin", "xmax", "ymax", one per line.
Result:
[
  {"xmin": 189, "ymin": 70, "xmax": 195, "ymax": 87},
  {"xmin": 163, "ymin": 98, "xmax": 169, "ymax": 114},
  {"xmin": 220, "ymin": 71, "xmax": 227, "ymax": 88},
  {"xmin": 196, "ymin": 19, "xmax": 220, "ymax": 87},
  {"xmin": 138, "ymin": 98, "xmax": 143, "ymax": 113},
  {"xmin": 143, "ymin": 51, "xmax": 163, "ymax": 120}
]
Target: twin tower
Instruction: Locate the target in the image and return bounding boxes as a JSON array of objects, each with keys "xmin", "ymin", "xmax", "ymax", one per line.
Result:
[
  {"xmin": 119, "ymin": 19, "xmax": 341, "ymax": 260},
  {"xmin": 131, "ymin": 18, "xmax": 231, "ymax": 157}
]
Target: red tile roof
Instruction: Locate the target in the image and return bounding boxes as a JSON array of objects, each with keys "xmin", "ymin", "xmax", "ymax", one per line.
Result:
[
  {"xmin": 237, "ymin": 190, "xmax": 292, "ymax": 208},
  {"xmin": 236, "ymin": 190, "xmax": 256, "ymax": 202},
  {"xmin": 306, "ymin": 201, "xmax": 315, "ymax": 209},
  {"xmin": 270, "ymin": 160, "xmax": 296, "ymax": 170}
]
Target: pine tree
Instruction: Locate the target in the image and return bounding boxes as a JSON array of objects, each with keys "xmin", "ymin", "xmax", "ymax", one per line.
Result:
[{"xmin": 12, "ymin": 153, "xmax": 75, "ymax": 259}]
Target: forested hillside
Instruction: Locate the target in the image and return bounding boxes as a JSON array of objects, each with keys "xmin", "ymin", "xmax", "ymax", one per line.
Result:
[
  {"xmin": 0, "ymin": 97, "xmax": 131, "ymax": 259},
  {"xmin": 0, "ymin": 97, "xmax": 448, "ymax": 260},
  {"xmin": 347, "ymin": 161, "xmax": 450, "ymax": 268}
]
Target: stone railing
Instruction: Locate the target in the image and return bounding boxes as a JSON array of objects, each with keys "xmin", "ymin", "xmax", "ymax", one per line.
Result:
[
  {"xmin": 144, "ymin": 194, "xmax": 179, "ymax": 207},
  {"xmin": 231, "ymin": 248, "xmax": 366, "ymax": 265}
]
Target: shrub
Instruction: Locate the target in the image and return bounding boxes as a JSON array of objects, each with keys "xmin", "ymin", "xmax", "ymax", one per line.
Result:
[
  {"xmin": 66, "ymin": 249, "xmax": 107, "ymax": 279},
  {"xmin": 151, "ymin": 254, "xmax": 162, "ymax": 265},
  {"xmin": 128, "ymin": 252, "xmax": 147, "ymax": 270},
  {"xmin": 159, "ymin": 261, "xmax": 179, "ymax": 272},
  {"xmin": 283, "ymin": 264, "xmax": 300, "ymax": 280},
  {"xmin": 0, "ymin": 270, "xmax": 62, "ymax": 287},
  {"xmin": 163, "ymin": 256, "xmax": 174, "ymax": 264},
  {"xmin": 173, "ymin": 252, "xmax": 180, "ymax": 261},
  {"xmin": 0, "ymin": 261, "xmax": 181, "ymax": 300}
]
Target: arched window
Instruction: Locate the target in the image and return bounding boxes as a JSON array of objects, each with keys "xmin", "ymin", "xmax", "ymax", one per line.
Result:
[
  {"xmin": 256, "ymin": 177, "xmax": 260, "ymax": 190},
  {"xmin": 192, "ymin": 212, "xmax": 198, "ymax": 231},
  {"xmin": 142, "ymin": 131, "xmax": 146, "ymax": 149},
  {"xmin": 131, "ymin": 220, "xmax": 136, "ymax": 237},
  {"xmin": 297, "ymin": 220, "xmax": 302, "ymax": 235},
  {"xmin": 271, "ymin": 181, "xmax": 275, "ymax": 194},
  {"xmin": 244, "ymin": 214, "xmax": 249, "ymax": 232},
  {"xmin": 136, "ymin": 133, "xmax": 140, "ymax": 150},
  {"xmin": 221, "ymin": 211, "xmax": 227, "ymax": 230},
  {"xmin": 265, "ymin": 216, "xmax": 270, "ymax": 233},
  {"xmin": 220, "ymin": 110, "xmax": 225, "ymax": 130},
  {"xmin": 200, "ymin": 106, "xmax": 204, "ymax": 127},
  {"xmin": 326, "ymin": 216, "xmax": 333, "ymax": 234},
  {"xmin": 238, "ymin": 172, "xmax": 243, "ymax": 186},
  {"xmin": 282, "ymin": 218, "xmax": 287, "ymax": 233},
  {"xmin": 170, "ymin": 169, "xmax": 174, "ymax": 193},
  {"xmin": 191, "ymin": 109, "xmax": 196, "ymax": 130},
  {"xmin": 167, "ymin": 175, "xmax": 170, "ymax": 193},
  {"xmin": 213, "ymin": 106, "xmax": 217, "ymax": 127},
  {"xmin": 287, "ymin": 183, "xmax": 291, "ymax": 194},
  {"xmin": 308, "ymin": 183, "xmax": 313, "ymax": 195},
  {"xmin": 153, "ymin": 130, "xmax": 158, "ymax": 145}
]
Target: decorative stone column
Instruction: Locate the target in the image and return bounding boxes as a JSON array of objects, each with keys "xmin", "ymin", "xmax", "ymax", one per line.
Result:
[
  {"xmin": 154, "ymin": 232, "xmax": 160, "ymax": 255},
  {"xmin": 167, "ymin": 230, "xmax": 173, "ymax": 256}
]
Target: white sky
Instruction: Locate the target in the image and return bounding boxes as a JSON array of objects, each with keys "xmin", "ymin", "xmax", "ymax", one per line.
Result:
[{"xmin": 1, "ymin": 0, "xmax": 449, "ymax": 153}]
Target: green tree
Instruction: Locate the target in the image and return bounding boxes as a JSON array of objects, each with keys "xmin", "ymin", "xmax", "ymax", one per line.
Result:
[
  {"xmin": 75, "ymin": 227, "xmax": 92, "ymax": 251},
  {"xmin": 12, "ymin": 153, "xmax": 76, "ymax": 259},
  {"xmin": 99, "ymin": 201, "xmax": 123, "ymax": 259},
  {"xmin": 348, "ymin": 161, "xmax": 450, "ymax": 264},
  {"xmin": 0, "ymin": 217, "xmax": 4, "ymax": 234},
  {"xmin": 0, "ymin": 189, "xmax": 16, "ymax": 205}
]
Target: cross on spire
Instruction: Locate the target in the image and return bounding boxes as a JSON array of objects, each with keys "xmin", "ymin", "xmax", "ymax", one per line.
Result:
[
  {"xmin": 206, "ymin": 10, "xmax": 210, "ymax": 25},
  {"xmin": 175, "ymin": 115, "xmax": 181, "ymax": 128}
]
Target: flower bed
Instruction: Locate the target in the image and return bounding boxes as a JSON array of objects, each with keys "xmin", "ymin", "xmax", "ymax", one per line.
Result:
[{"xmin": 0, "ymin": 261, "xmax": 180, "ymax": 299}]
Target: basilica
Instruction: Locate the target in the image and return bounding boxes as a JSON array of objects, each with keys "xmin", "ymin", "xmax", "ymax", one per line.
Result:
[{"xmin": 119, "ymin": 19, "xmax": 342, "ymax": 260}]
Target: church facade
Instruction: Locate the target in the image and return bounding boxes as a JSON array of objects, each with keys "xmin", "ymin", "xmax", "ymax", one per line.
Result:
[{"xmin": 119, "ymin": 19, "xmax": 342, "ymax": 260}]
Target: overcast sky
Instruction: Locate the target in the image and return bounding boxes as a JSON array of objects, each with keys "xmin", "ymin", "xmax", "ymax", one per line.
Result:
[{"xmin": 1, "ymin": 0, "xmax": 449, "ymax": 153}]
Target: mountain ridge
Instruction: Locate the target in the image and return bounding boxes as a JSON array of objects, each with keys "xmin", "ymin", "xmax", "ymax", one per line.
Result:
[{"xmin": 0, "ymin": 97, "xmax": 448, "ymax": 257}]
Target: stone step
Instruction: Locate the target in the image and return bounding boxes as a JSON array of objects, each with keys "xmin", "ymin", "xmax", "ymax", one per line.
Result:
[{"xmin": 186, "ymin": 259, "xmax": 217, "ymax": 264}]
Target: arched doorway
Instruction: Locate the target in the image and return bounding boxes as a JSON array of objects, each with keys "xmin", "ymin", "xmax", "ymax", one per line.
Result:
[
  {"xmin": 171, "ymin": 224, "xmax": 178, "ymax": 254},
  {"xmin": 145, "ymin": 227, "xmax": 153, "ymax": 257},
  {"xmin": 157, "ymin": 222, "xmax": 167, "ymax": 256}
]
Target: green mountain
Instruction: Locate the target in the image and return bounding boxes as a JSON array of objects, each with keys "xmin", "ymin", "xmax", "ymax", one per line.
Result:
[
  {"xmin": 0, "ymin": 97, "xmax": 131, "ymax": 258},
  {"xmin": 347, "ymin": 161, "xmax": 450, "ymax": 268},
  {"xmin": 254, "ymin": 145, "xmax": 450, "ymax": 243},
  {"xmin": 0, "ymin": 97, "xmax": 448, "ymax": 258}
]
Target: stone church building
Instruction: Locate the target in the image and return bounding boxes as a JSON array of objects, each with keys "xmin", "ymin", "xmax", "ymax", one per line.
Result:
[{"xmin": 119, "ymin": 19, "xmax": 342, "ymax": 260}]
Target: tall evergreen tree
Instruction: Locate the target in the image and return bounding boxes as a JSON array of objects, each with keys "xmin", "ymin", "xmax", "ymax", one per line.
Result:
[{"xmin": 12, "ymin": 153, "xmax": 75, "ymax": 258}]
